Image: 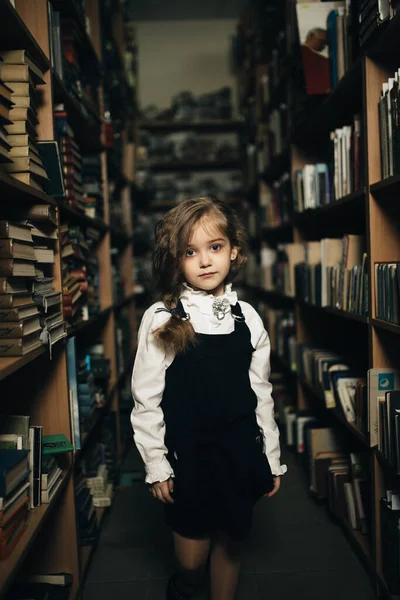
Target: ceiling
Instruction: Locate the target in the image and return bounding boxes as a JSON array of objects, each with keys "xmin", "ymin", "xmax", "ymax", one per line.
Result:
[{"xmin": 126, "ymin": 0, "xmax": 244, "ymax": 21}]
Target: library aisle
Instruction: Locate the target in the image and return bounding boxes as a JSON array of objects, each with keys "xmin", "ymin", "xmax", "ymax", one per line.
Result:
[{"xmin": 82, "ymin": 443, "xmax": 377, "ymax": 600}]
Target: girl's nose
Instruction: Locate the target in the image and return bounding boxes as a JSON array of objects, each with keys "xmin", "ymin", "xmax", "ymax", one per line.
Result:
[{"xmin": 199, "ymin": 252, "xmax": 211, "ymax": 267}]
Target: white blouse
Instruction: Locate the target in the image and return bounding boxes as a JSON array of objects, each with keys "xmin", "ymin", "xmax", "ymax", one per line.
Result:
[{"xmin": 131, "ymin": 284, "xmax": 288, "ymax": 484}]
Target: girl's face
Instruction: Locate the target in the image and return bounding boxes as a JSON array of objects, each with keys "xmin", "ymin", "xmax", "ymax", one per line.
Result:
[{"xmin": 181, "ymin": 217, "xmax": 237, "ymax": 296}]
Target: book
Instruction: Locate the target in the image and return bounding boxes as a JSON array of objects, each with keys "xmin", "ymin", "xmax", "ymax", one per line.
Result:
[
  {"xmin": 368, "ymin": 369, "xmax": 400, "ymax": 447},
  {"xmin": 0, "ymin": 330, "xmax": 42, "ymax": 356},
  {"xmin": 42, "ymin": 434, "xmax": 74, "ymax": 455},
  {"xmin": 0, "ymin": 450, "xmax": 29, "ymax": 497},
  {"xmin": 0, "ymin": 293, "xmax": 35, "ymax": 308},
  {"xmin": 25, "ymin": 573, "xmax": 73, "ymax": 586},
  {"xmin": 0, "ymin": 239, "xmax": 36, "ymax": 261},
  {"xmin": 0, "ymin": 221, "xmax": 33, "ymax": 242},
  {"xmin": 0, "ymin": 512, "xmax": 28, "ymax": 559},
  {"xmin": 36, "ymin": 141, "xmax": 65, "ymax": 198},
  {"xmin": 29, "ymin": 425, "xmax": 42, "ymax": 508},
  {"xmin": 0, "ymin": 415, "xmax": 29, "ymax": 450},
  {"xmin": 0, "ymin": 50, "xmax": 45, "ymax": 84},
  {"xmin": 10, "ymin": 172, "xmax": 43, "ymax": 191},
  {"xmin": 4, "ymin": 156, "xmax": 49, "ymax": 180},
  {"xmin": 0, "ymin": 316, "xmax": 41, "ymax": 339},
  {"xmin": 0, "ymin": 305, "xmax": 39, "ymax": 322},
  {"xmin": 0, "ymin": 259, "xmax": 36, "ymax": 277},
  {"xmin": 41, "ymin": 473, "xmax": 63, "ymax": 503}
]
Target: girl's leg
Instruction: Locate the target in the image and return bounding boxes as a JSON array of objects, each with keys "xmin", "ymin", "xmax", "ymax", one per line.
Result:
[
  {"xmin": 210, "ymin": 532, "xmax": 243, "ymax": 600},
  {"xmin": 168, "ymin": 531, "xmax": 210, "ymax": 598}
]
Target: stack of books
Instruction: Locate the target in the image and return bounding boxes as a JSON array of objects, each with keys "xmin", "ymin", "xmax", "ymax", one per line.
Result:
[
  {"xmin": 61, "ymin": 223, "xmax": 100, "ymax": 324},
  {"xmin": 327, "ymin": 4, "xmax": 360, "ymax": 88},
  {"xmin": 294, "ymin": 235, "xmax": 368, "ymax": 315},
  {"xmin": 82, "ymin": 156, "xmax": 103, "ymax": 220},
  {"xmin": 54, "ymin": 106, "xmax": 84, "ymax": 210},
  {"xmin": 0, "ymin": 50, "xmax": 49, "ymax": 191},
  {"xmin": 379, "ymin": 69, "xmax": 400, "ymax": 181},
  {"xmin": 41, "ymin": 454, "xmax": 62, "ymax": 504},
  {"xmin": 0, "ymin": 66, "xmax": 13, "ymax": 164},
  {"xmin": 0, "ymin": 449, "xmax": 30, "ymax": 559},
  {"xmin": 86, "ymin": 464, "xmax": 113, "ymax": 508},
  {"xmin": 0, "ymin": 220, "xmax": 43, "ymax": 357}
]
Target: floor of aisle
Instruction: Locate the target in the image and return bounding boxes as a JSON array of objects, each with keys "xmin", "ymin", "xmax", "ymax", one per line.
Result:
[{"xmin": 82, "ymin": 444, "xmax": 378, "ymax": 600}]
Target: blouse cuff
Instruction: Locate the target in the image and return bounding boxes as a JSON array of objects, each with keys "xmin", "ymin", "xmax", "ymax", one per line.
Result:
[
  {"xmin": 145, "ymin": 456, "xmax": 175, "ymax": 485},
  {"xmin": 268, "ymin": 459, "xmax": 288, "ymax": 477}
]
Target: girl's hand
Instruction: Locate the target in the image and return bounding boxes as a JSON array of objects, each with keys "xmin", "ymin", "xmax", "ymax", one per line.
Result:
[
  {"xmin": 265, "ymin": 476, "xmax": 281, "ymax": 498},
  {"xmin": 149, "ymin": 477, "xmax": 175, "ymax": 504}
]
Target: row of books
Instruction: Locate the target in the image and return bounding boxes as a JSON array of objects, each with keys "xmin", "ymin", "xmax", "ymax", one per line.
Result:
[
  {"xmin": 284, "ymin": 406, "xmax": 370, "ymax": 535},
  {"xmin": 257, "ymin": 106, "xmax": 289, "ymax": 172},
  {"xmin": 261, "ymin": 305, "xmax": 296, "ymax": 372},
  {"xmin": 259, "ymin": 174, "xmax": 292, "ymax": 229},
  {"xmin": 61, "ymin": 222, "xmax": 100, "ymax": 325},
  {"xmin": 379, "ymin": 69, "xmax": 400, "ymax": 181},
  {"xmin": 297, "ymin": 342, "xmax": 367, "ymax": 428},
  {"xmin": 375, "ymin": 262, "xmax": 400, "ymax": 325},
  {"xmin": 293, "ymin": 116, "xmax": 362, "ymax": 212},
  {"xmin": 0, "ymin": 413, "xmax": 73, "ymax": 560},
  {"xmin": 0, "ymin": 50, "xmax": 50, "ymax": 191},
  {"xmin": 294, "ymin": 236, "xmax": 368, "ymax": 315},
  {"xmin": 67, "ymin": 337, "xmax": 111, "ymax": 452}
]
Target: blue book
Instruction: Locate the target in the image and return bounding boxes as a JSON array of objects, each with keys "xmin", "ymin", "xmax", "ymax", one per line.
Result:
[{"xmin": 0, "ymin": 450, "xmax": 29, "ymax": 499}]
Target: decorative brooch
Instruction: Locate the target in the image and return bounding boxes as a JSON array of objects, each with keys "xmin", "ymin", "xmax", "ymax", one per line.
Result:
[{"xmin": 212, "ymin": 297, "xmax": 231, "ymax": 321}]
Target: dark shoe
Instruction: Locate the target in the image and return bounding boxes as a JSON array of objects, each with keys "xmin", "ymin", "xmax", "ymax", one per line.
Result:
[{"xmin": 166, "ymin": 575, "xmax": 192, "ymax": 600}]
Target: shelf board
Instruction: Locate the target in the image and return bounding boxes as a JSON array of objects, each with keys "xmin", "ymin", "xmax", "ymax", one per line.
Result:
[
  {"xmin": 58, "ymin": 203, "xmax": 108, "ymax": 233},
  {"xmin": 0, "ymin": 1, "xmax": 49, "ymax": 73},
  {"xmin": 240, "ymin": 285, "xmax": 295, "ymax": 306},
  {"xmin": 367, "ymin": 11, "xmax": 400, "ymax": 66},
  {"xmin": 372, "ymin": 318, "xmax": 400, "ymax": 335},
  {"xmin": 376, "ymin": 449, "xmax": 400, "ymax": 475},
  {"xmin": 370, "ymin": 174, "xmax": 400, "ymax": 198},
  {"xmin": 0, "ymin": 346, "xmax": 46, "ymax": 383},
  {"xmin": 292, "ymin": 57, "xmax": 363, "ymax": 145},
  {"xmin": 299, "ymin": 302, "xmax": 369, "ymax": 324},
  {"xmin": 53, "ymin": 73, "xmax": 103, "ymax": 154},
  {"xmin": 334, "ymin": 513, "xmax": 373, "ymax": 573},
  {"xmin": 261, "ymin": 150, "xmax": 290, "ymax": 184},
  {"xmin": 0, "ymin": 467, "xmax": 72, "ymax": 598},
  {"xmin": 293, "ymin": 190, "xmax": 366, "ymax": 223},
  {"xmin": 148, "ymin": 160, "xmax": 240, "ymax": 172},
  {"xmin": 66, "ymin": 308, "xmax": 111, "ymax": 338},
  {"xmin": 262, "ymin": 222, "xmax": 293, "ymax": 238},
  {"xmin": 141, "ymin": 120, "xmax": 242, "ymax": 133},
  {"xmin": 0, "ymin": 172, "xmax": 57, "ymax": 207}
]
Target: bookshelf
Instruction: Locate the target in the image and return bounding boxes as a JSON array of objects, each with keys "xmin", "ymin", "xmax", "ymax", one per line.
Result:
[
  {"xmin": 236, "ymin": 2, "xmax": 400, "ymax": 599},
  {"xmin": 0, "ymin": 0, "xmax": 138, "ymax": 598}
]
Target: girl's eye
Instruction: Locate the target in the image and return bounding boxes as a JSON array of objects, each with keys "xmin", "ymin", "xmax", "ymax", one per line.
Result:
[
  {"xmin": 186, "ymin": 249, "xmax": 195, "ymax": 257},
  {"xmin": 211, "ymin": 244, "xmax": 221, "ymax": 251}
]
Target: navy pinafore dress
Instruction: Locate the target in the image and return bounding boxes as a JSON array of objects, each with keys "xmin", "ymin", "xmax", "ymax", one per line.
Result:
[{"xmin": 161, "ymin": 300, "xmax": 274, "ymax": 541}]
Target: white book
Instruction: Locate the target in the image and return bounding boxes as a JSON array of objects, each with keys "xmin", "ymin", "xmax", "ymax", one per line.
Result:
[
  {"xmin": 368, "ymin": 368, "xmax": 400, "ymax": 447},
  {"xmin": 344, "ymin": 482, "xmax": 358, "ymax": 529}
]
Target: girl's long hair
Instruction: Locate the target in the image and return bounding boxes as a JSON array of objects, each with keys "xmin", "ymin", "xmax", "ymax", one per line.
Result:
[{"xmin": 152, "ymin": 196, "xmax": 248, "ymax": 353}]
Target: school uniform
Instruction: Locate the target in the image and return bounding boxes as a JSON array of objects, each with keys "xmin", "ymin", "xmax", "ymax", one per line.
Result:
[{"xmin": 131, "ymin": 284, "xmax": 287, "ymax": 541}]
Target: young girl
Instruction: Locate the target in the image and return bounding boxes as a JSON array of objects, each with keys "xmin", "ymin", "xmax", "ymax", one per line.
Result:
[{"xmin": 131, "ymin": 196, "xmax": 287, "ymax": 600}]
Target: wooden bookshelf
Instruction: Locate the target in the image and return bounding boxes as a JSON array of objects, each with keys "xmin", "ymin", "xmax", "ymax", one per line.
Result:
[
  {"xmin": 0, "ymin": 0, "xmax": 138, "ymax": 598},
  {"xmin": 148, "ymin": 159, "xmax": 240, "ymax": 172},
  {"xmin": 141, "ymin": 119, "xmax": 242, "ymax": 133},
  {"xmin": 239, "ymin": 4, "xmax": 400, "ymax": 598}
]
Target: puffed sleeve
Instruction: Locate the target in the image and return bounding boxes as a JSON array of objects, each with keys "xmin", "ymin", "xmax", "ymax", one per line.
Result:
[
  {"xmin": 241, "ymin": 302, "xmax": 288, "ymax": 477},
  {"xmin": 131, "ymin": 304, "xmax": 175, "ymax": 484}
]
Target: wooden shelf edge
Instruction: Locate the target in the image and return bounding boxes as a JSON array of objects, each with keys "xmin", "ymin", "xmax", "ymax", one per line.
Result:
[
  {"xmin": 293, "ymin": 189, "xmax": 366, "ymax": 221},
  {"xmin": 299, "ymin": 302, "xmax": 369, "ymax": 324},
  {"xmin": 66, "ymin": 308, "xmax": 111, "ymax": 338},
  {"xmin": 0, "ymin": 467, "xmax": 72, "ymax": 598},
  {"xmin": 0, "ymin": 173, "xmax": 57, "ymax": 206},
  {"xmin": 0, "ymin": 346, "xmax": 46, "ymax": 383},
  {"xmin": 58, "ymin": 204, "xmax": 108, "ymax": 232},
  {"xmin": 370, "ymin": 175, "xmax": 400, "ymax": 196},
  {"xmin": 372, "ymin": 318, "xmax": 400, "ymax": 335}
]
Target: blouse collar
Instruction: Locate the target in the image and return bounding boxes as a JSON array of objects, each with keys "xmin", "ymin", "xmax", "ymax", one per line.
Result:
[{"xmin": 181, "ymin": 282, "xmax": 238, "ymax": 315}]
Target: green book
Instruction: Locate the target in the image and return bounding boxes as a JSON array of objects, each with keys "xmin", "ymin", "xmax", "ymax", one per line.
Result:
[{"xmin": 42, "ymin": 434, "xmax": 73, "ymax": 455}]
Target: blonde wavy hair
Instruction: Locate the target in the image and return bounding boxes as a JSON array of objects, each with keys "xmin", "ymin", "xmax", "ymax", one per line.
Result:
[{"xmin": 152, "ymin": 196, "xmax": 248, "ymax": 354}]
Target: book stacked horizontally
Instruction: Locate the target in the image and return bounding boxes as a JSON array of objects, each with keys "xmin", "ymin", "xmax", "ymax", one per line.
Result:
[
  {"xmin": 87, "ymin": 464, "xmax": 113, "ymax": 508},
  {"xmin": 0, "ymin": 63, "xmax": 13, "ymax": 164},
  {"xmin": 60, "ymin": 223, "xmax": 100, "ymax": 325},
  {"xmin": 0, "ymin": 50, "xmax": 49, "ymax": 192},
  {"xmin": 54, "ymin": 106, "xmax": 84, "ymax": 210}
]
